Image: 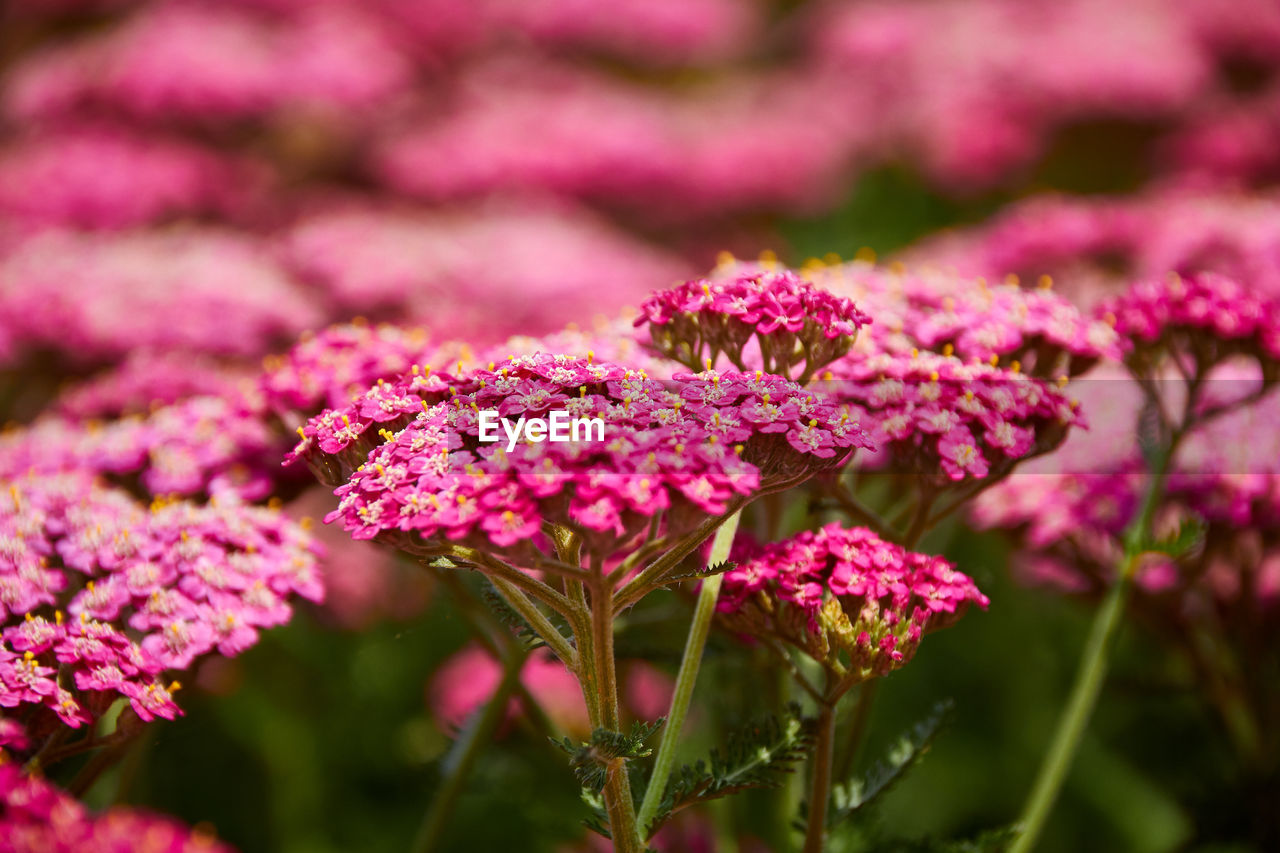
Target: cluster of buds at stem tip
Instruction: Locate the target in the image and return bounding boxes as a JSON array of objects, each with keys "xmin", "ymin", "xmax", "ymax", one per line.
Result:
[{"xmin": 718, "ymin": 523, "xmax": 988, "ymax": 691}]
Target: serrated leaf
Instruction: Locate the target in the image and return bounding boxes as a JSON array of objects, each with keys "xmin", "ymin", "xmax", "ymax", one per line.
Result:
[
  {"xmin": 658, "ymin": 560, "xmax": 738, "ymax": 587},
  {"xmin": 481, "ymin": 582, "xmax": 572, "ymax": 655},
  {"xmin": 643, "ymin": 703, "xmax": 815, "ymax": 839},
  {"xmin": 829, "ymin": 698, "xmax": 954, "ymax": 826},
  {"xmin": 553, "ymin": 720, "xmax": 665, "ymax": 794}
]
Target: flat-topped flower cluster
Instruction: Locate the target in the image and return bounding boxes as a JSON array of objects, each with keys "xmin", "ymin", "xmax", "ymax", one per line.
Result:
[
  {"xmin": 293, "ymin": 353, "xmax": 872, "ymax": 553},
  {"xmin": 1, "ymin": 473, "xmax": 322, "ymax": 729}
]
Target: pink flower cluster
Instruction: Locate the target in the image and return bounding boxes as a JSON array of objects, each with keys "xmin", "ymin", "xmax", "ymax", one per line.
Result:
[
  {"xmin": 0, "ymin": 473, "xmax": 322, "ymax": 729},
  {"xmin": 1098, "ymin": 272, "xmax": 1280, "ymax": 366},
  {"xmin": 808, "ymin": 0, "xmax": 1280, "ymax": 189},
  {"xmin": 802, "ymin": 260, "xmax": 1124, "ymax": 377},
  {"xmin": 371, "ymin": 60, "xmax": 860, "ymax": 219},
  {"xmin": 53, "ymin": 352, "xmax": 258, "ymax": 420},
  {"xmin": 261, "ymin": 322, "xmax": 458, "ymax": 417},
  {"xmin": 279, "ymin": 204, "xmax": 689, "ymax": 342},
  {"xmin": 6, "ymin": 4, "xmax": 413, "ymax": 123},
  {"xmin": 293, "ymin": 354, "xmax": 870, "ymax": 555},
  {"xmin": 636, "ymin": 269, "xmax": 869, "ymax": 380},
  {"xmin": 0, "ymin": 393, "xmax": 278, "ymax": 501},
  {"xmin": 0, "ymin": 228, "xmax": 321, "ymax": 366},
  {"xmin": 719, "ymin": 522, "xmax": 988, "ymax": 678},
  {"xmin": 0, "ymin": 746, "xmax": 234, "ymax": 852},
  {"xmin": 907, "ymin": 189, "xmax": 1280, "ymax": 305},
  {"xmin": 0, "ymin": 124, "xmax": 265, "ymax": 231},
  {"xmin": 825, "ymin": 350, "xmax": 1082, "ymax": 482}
]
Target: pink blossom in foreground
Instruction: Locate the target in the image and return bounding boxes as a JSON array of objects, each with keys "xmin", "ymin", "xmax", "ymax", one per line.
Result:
[
  {"xmin": 720, "ymin": 522, "xmax": 988, "ymax": 679},
  {"xmin": 0, "ymin": 473, "xmax": 322, "ymax": 730},
  {"xmin": 294, "ymin": 354, "xmax": 871, "ymax": 559},
  {"xmin": 0, "ymin": 228, "xmax": 322, "ymax": 366},
  {"xmin": 637, "ymin": 269, "xmax": 869, "ymax": 381},
  {"xmin": 822, "ymin": 350, "xmax": 1082, "ymax": 483},
  {"xmin": 0, "ymin": 124, "xmax": 267, "ymax": 230}
]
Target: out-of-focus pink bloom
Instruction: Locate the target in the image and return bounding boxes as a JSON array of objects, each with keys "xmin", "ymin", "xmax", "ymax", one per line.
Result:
[
  {"xmin": 429, "ymin": 644, "xmax": 590, "ymax": 738},
  {"xmin": 482, "ymin": 0, "xmax": 760, "ymax": 65},
  {"xmin": 0, "ymin": 124, "xmax": 268, "ymax": 230},
  {"xmin": 55, "ymin": 352, "xmax": 259, "ymax": 419},
  {"xmin": 287, "ymin": 488, "xmax": 429, "ymax": 630},
  {"xmin": 429, "ymin": 645, "xmax": 675, "ymax": 738},
  {"xmin": 807, "ymin": 0, "xmax": 1261, "ymax": 189},
  {"xmin": 5, "ymin": 4, "xmax": 412, "ymax": 124},
  {"xmin": 279, "ymin": 202, "xmax": 689, "ymax": 341},
  {"xmin": 0, "ymin": 392, "xmax": 280, "ymax": 501},
  {"xmin": 0, "ymin": 728, "xmax": 237, "ymax": 852},
  {"xmin": 373, "ymin": 61, "xmax": 863, "ymax": 219},
  {"xmin": 0, "ymin": 228, "xmax": 322, "ymax": 365},
  {"xmin": 907, "ymin": 188, "xmax": 1280, "ymax": 305}
]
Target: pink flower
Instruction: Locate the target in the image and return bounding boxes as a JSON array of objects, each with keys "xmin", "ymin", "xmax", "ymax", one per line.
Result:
[{"xmin": 720, "ymin": 523, "xmax": 988, "ymax": 681}]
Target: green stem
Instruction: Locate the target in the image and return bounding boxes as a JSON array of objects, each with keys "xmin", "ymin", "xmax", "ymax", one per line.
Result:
[
  {"xmin": 488, "ymin": 575, "xmax": 579, "ymax": 669},
  {"xmin": 413, "ymin": 645, "xmax": 529, "ymax": 853},
  {"xmin": 635, "ymin": 509, "xmax": 742, "ymax": 839},
  {"xmin": 803, "ymin": 701, "xmax": 838, "ymax": 853},
  {"xmin": 588, "ymin": 575, "xmax": 643, "ymax": 853},
  {"xmin": 1011, "ymin": 449, "xmax": 1172, "ymax": 853},
  {"xmin": 834, "ymin": 680, "xmax": 879, "ymax": 782}
]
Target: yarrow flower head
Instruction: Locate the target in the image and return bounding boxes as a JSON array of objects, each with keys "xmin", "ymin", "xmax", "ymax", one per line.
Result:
[
  {"xmin": 0, "ymin": 473, "xmax": 322, "ymax": 733},
  {"xmin": 718, "ymin": 522, "xmax": 987, "ymax": 686},
  {"xmin": 292, "ymin": 353, "xmax": 871, "ymax": 565},
  {"xmin": 802, "ymin": 259, "xmax": 1124, "ymax": 378},
  {"xmin": 261, "ymin": 322, "xmax": 466, "ymax": 418},
  {"xmin": 1098, "ymin": 272, "xmax": 1280, "ymax": 383},
  {"xmin": 636, "ymin": 269, "xmax": 870, "ymax": 382},
  {"xmin": 822, "ymin": 349, "xmax": 1082, "ymax": 483},
  {"xmin": 0, "ymin": 391, "xmax": 279, "ymax": 502}
]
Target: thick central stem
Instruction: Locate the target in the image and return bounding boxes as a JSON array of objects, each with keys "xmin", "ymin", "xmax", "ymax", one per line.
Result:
[
  {"xmin": 589, "ymin": 576, "xmax": 642, "ymax": 853},
  {"xmin": 803, "ymin": 701, "xmax": 838, "ymax": 853}
]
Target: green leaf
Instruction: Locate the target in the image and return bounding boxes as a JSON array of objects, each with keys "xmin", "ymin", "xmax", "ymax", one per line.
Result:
[
  {"xmin": 656, "ymin": 560, "xmax": 738, "ymax": 588},
  {"xmin": 829, "ymin": 699, "xmax": 954, "ymax": 826},
  {"xmin": 643, "ymin": 703, "xmax": 815, "ymax": 839},
  {"xmin": 552, "ymin": 719, "xmax": 665, "ymax": 794},
  {"xmin": 1142, "ymin": 517, "xmax": 1206, "ymax": 559}
]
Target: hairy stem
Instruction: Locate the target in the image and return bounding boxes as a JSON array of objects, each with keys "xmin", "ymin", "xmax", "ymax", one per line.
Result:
[
  {"xmin": 488, "ymin": 574, "xmax": 579, "ymax": 669},
  {"xmin": 803, "ymin": 701, "xmax": 838, "ymax": 853},
  {"xmin": 636, "ymin": 509, "xmax": 742, "ymax": 839},
  {"xmin": 413, "ymin": 645, "xmax": 528, "ymax": 853},
  {"xmin": 588, "ymin": 574, "xmax": 643, "ymax": 853}
]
